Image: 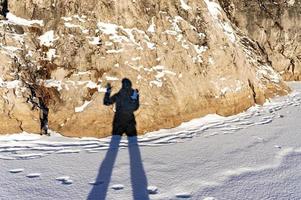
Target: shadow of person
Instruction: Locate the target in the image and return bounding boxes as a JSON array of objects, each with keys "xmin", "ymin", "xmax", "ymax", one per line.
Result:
[
  {"xmin": 88, "ymin": 78, "xmax": 149, "ymax": 200},
  {"xmin": 128, "ymin": 136, "xmax": 150, "ymax": 200},
  {"xmin": 88, "ymin": 135, "xmax": 121, "ymax": 200}
]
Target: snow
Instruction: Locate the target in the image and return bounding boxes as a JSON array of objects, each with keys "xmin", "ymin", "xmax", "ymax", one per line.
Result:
[
  {"xmin": 222, "ymin": 22, "xmax": 236, "ymax": 43},
  {"xmin": 6, "ymin": 13, "xmax": 44, "ymax": 27},
  {"xmin": 97, "ymin": 21, "xmax": 156, "ymax": 51},
  {"xmin": 64, "ymin": 22, "xmax": 82, "ymax": 29},
  {"xmin": 97, "ymin": 22, "xmax": 118, "ymax": 35},
  {"xmin": 38, "ymin": 31, "xmax": 56, "ymax": 47},
  {"xmin": 62, "ymin": 17, "xmax": 72, "ymax": 22},
  {"xmin": 75, "ymin": 101, "xmax": 91, "ymax": 113},
  {"xmin": 88, "ymin": 37, "xmax": 101, "ymax": 45},
  {"xmin": 9, "ymin": 169, "xmax": 24, "ymax": 173},
  {"xmin": 106, "ymin": 49, "xmax": 124, "ymax": 54},
  {"xmin": 287, "ymin": 0, "xmax": 295, "ymax": 6},
  {"xmin": 0, "ymin": 45, "xmax": 21, "ymax": 54},
  {"xmin": 105, "ymin": 76, "xmax": 119, "ymax": 81},
  {"xmin": 1, "ymin": 82, "xmax": 301, "ymax": 199},
  {"xmin": 44, "ymin": 79, "xmax": 63, "ymax": 91},
  {"xmin": 179, "ymin": 0, "xmax": 192, "ymax": 10},
  {"xmin": 257, "ymin": 65, "xmax": 281, "ymax": 83},
  {"xmin": 147, "ymin": 17, "xmax": 156, "ymax": 33},
  {"xmin": 0, "ymin": 78, "xmax": 21, "ymax": 89},
  {"xmin": 204, "ymin": 0, "xmax": 237, "ymax": 43},
  {"xmin": 149, "ymin": 65, "xmax": 177, "ymax": 87},
  {"xmin": 46, "ymin": 48, "xmax": 57, "ymax": 61}
]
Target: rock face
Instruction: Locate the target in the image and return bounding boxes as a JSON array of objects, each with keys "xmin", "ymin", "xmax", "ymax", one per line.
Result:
[
  {"xmin": 218, "ymin": 0, "xmax": 301, "ymax": 80},
  {"xmin": 0, "ymin": 0, "xmax": 294, "ymax": 137}
]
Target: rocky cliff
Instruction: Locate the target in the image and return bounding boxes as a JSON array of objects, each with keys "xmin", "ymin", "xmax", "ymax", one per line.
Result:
[
  {"xmin": 0, "ymin": 0, "xmax": 295, "ymax": 137},
  {"xmin": 218, "ymin": 0, "xmax": 301, "ymax": 80}
]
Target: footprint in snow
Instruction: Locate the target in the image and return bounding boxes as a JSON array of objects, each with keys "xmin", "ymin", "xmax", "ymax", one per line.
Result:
[
  {"xmin": 111, "ymin": 184, "xmax": 124, "ymax": 190},
  {"xmin": 62, "ymin": 179, "xmax": 73, "ymax": 185},
  {"xmin": 26, "ymin": 173, "xmax": 41, "ymax": 178},
  {"xmin": 274, "ymin": 145, "xmax": 282, "ymax": 149},
  {"xmin": 176, "ymin": 192, "xmax": 191, "ymax": 198},
  {"xmin": 89, "ymin": 181, "xmax": 104, "ymax": 185},
  {"xmin": 147, "ymin": 185, "xmax": 158, "ymax": 194},
  {"xmin": 56, "ymin": 176, "xmax": 73, "ymax": 185},
  {"xmin": 9, "ymin": 168, "xmax": 24, "ymax": 173}
]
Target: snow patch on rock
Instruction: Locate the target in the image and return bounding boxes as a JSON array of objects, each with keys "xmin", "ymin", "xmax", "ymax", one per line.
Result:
[
  {"xmin": 38, "ymin": 31, "xmax": 57, "ymax": 47},
  {"xmin": 75, "ymin": 101, "xmax": 91, "ymax": 113},
  {"xmin": 6, "ymin": 13, "xmax": 44, "ymax": 27}
]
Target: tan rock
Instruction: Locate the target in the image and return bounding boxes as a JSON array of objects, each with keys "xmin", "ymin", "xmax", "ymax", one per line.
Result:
[{"xmin": 0, "ymin": 0, "xmax": 294, "ymax": 137}]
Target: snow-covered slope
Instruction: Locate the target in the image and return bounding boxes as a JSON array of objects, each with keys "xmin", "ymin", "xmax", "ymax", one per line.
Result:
[{"xmin": 1, "ymin": 82, "xmax": 301, "ymax": 199}]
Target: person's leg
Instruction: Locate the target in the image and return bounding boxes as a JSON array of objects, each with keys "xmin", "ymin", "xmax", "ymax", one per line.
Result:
[
  {"xmin": 40, "ymin": 118, "xmax": 44, "ymax": 135},
  {"xmin": 40, "ymin": 112, "xmax": 49, "ymax": 136}
]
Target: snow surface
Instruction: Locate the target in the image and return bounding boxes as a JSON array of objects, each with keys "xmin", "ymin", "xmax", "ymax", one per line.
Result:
[{"xmin": 1, "ymin": 82, "xmax": 301, "ymax": 199}]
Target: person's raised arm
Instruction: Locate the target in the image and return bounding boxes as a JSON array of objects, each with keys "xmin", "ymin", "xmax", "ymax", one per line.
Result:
[{"xmin": 103, "ymin": 83, "xmax": 117, "ymax": 106}]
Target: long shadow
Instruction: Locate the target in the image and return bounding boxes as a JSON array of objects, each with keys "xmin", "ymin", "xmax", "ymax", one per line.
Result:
[
  {"xmin": 88, "ymin": 136, "xmax": 149, "ymax": 200},
  {"xmin": 88, "ymin": 78, "xmax": 149, "ymax": 199},
  {"xmin": 87, "ymin": 135, "xmax": 121, "ymax": 200},
  {"xmin": 128, "ymin": 136, "xmax": 150, "ymax": 200}
]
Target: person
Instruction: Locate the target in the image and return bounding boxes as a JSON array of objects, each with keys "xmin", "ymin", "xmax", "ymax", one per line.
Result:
[
  {"xmin": 38, "ymin": 97, "xmax": 49, "ymax": 136},
  {"xmin": 0, "ymin": 0, "xmax": 9, "ymax": 18},
  {"xmin": 26, "ymin": 85, "xmax": 50, "ymax": 136},
  {"xmin": 103, "ymin": 78, "xmax": 139, "ymax": 137}
]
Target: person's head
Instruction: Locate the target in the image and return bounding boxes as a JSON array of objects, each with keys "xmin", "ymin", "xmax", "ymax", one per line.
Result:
[{"xmin": 121, "ymin": 78, "xmax": 132, "ymax": 90}]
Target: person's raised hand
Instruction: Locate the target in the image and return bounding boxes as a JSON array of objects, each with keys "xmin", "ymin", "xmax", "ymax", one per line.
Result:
[{"xmin": 106, "ymin": 83, "xmax": 112, "ymax": 93}]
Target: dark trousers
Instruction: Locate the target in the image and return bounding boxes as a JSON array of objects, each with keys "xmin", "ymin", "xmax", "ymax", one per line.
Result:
[{"xmin": 40, "ymin": 109, "xmax": 48, "ymax": 134}]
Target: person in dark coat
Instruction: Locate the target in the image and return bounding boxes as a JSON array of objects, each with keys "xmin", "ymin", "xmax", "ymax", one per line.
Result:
[
  {"xmin": 0, "ymin": 0, "xmax": 9, "ymax": 18},
  {"xmin": 38, "ymin": 97, "xmax": 49, "ymax": 136},
  {"xmin": 104, "ymin": 78, "xmax": 139, "ymax": 137}
]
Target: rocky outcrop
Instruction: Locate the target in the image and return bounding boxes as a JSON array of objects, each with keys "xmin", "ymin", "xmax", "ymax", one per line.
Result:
[
  {"xmin": 0, "ymin": 0, "xmax": 292, "ymax": 137},
  {"xmin": 218, "ymin": 0, "xmax": 301, "ymax": 80}
]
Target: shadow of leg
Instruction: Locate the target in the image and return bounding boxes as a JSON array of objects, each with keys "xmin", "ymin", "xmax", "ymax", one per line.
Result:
[
  {"xmin": 128, "ymin": 136, "xmax": 150, "ymax": 200},
  {"xmin": 88, "ymin": 135, "xmax": 121, "ymax": 200}
]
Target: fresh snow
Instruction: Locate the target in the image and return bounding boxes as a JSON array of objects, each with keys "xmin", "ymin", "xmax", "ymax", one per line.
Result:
[
  {"xmin": 105, "ymin": 76, "xmax": 119, "ymax": 81},
  {"xmin": 6, "ymin": 13, "xmax": 44, "ymax": 27},
  {"xmin": 1, "ymin": 82, "xmax": 301, "ymax": 199},
  {"xmin": 0, "ymin": 78, "xmax": 21, "ymax": 89},
  {"xmin": 204, "ymin": 0, "xmax": 237, "ymax": 43},
  {"xmin": 179, "ymin": 0, "xmax": 192, "ymax": 10},
  {"xmin": 75, "ymin": 101, "xmax": 91, "ymax": 113},
  {"xmin": 88, "ymin": 37, "xmax": 101, "ymax": 45},
  {"xmin": 38, "ymin": 31, "xmax": 57, "ymax": 47},
  {"xmin": 147, "ymin": 17, "xmax": 156, "ymax": 33},
  {"xmin": 46, "ymin": 49, "xmax": 57, "ymax": 61},
  {"xmin": 44, "ymin": 79, "xmax": 63, "ymax": 91}
]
